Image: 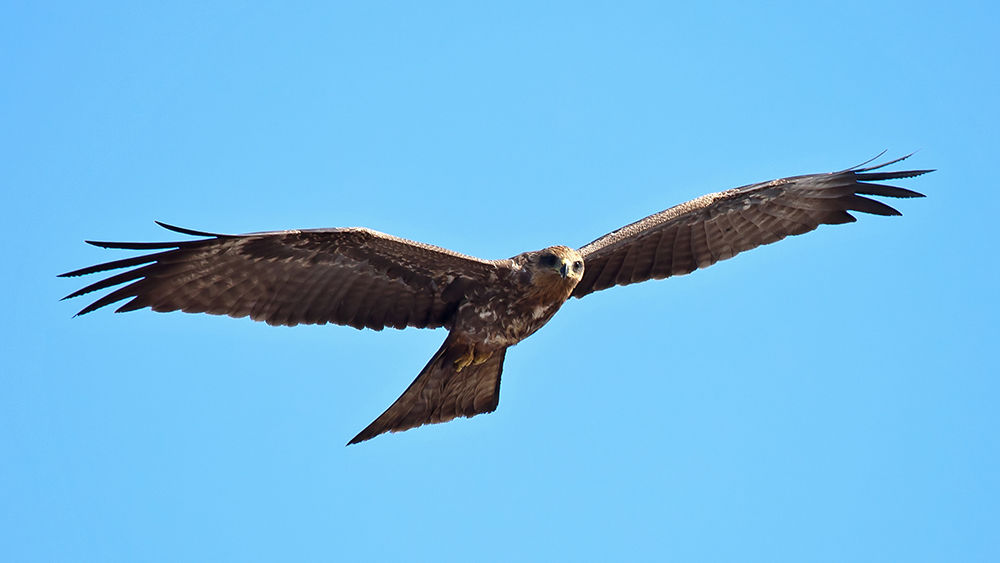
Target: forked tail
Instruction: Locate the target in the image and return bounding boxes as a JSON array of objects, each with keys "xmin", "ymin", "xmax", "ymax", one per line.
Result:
[{"xmin": 348, "ymin": 334, "xmax": 508, "ymax": 445}]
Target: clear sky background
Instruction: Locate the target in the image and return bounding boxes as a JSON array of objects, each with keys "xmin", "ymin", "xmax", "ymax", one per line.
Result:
[{"xmin": 4, "ymin": 1, "xmax": 998, "ymax": 561}]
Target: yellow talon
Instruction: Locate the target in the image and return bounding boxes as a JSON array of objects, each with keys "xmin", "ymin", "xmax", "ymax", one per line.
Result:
[
  {"xmin": 453, "ymin": 347, "xmax": 475, "ymax": 372},
  {"xmin": 453, "ymin": 346, "xmax": 493, "ymax": 372},
  {"xmin": 472, "ymin": 350, "xmax": 493, "ymax": 365}
]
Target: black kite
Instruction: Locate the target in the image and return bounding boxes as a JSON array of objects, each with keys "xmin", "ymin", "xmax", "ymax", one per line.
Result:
[{"xmin": 61, "ymin": 155, "xmax": 930, "ymax": 444}]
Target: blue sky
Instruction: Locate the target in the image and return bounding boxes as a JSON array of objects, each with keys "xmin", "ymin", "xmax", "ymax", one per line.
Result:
[{"xmin": 4, "ymin": 1, "xmax": 998, "ymax": 561}]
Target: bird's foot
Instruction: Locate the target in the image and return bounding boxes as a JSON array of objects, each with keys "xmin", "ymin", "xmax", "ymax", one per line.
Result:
[
  {"xmin": 454, "ymin": 346, "xmax": 475, "ymax": 372},
  {"xmin": 453, "ymin": 345, "xmax": 493, "ymax": 372},
  {"xmin": 472, "ymin": 349, "xmax": 493, "ymax": 366}
]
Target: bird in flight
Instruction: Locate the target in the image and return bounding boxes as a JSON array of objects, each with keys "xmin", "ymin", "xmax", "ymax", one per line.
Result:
[{"xmin": 61, "ymin": 155, "xmax": 930, "ymax": 444}]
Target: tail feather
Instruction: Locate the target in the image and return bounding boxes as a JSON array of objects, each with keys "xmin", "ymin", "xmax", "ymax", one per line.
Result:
[{"xmin": 348, "ymin": 335, "xmax": 507, "ymax": 445}]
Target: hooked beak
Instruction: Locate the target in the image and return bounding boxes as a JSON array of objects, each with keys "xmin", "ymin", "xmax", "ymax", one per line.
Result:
[{"xmin": 559, "ymin": 259, "xmax": 570, "ymax": 278}]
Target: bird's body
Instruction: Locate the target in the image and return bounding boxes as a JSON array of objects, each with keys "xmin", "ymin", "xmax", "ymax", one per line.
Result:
[
  {"xmin": 454, "ymin": 246, "xmax": 583, "ymax": 347},
  {"xmin": 62, "ymin": 155, "xmax": 930, "ymax": 444}
]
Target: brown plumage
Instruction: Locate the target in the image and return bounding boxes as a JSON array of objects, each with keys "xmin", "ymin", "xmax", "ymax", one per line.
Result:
[{"xmin": 61, "ymin": 155, "xmax": 930, "ymax": 444}]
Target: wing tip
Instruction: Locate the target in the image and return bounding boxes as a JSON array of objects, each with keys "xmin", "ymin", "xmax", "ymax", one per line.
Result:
[
  {"xmin": 77, "ymin": 222, "xmax": 226, "ymax": 251},
  {"xmin": 846, "ymin": 149, "xmax": 891, "ymax": 171},
  {"xmin": 84, "ymin": 240, "xmax": 119, "ymax": 249},
  {"xmin": 848, "ymin": 151, "xmax": 933, "ymax": 173},
  {"xmin": 154, "ymin": 221, "xmax": 230, "ymax": 238},
  {"xmin": 848, "ymin": 151, "xmax": 913, "ymax": 172}
]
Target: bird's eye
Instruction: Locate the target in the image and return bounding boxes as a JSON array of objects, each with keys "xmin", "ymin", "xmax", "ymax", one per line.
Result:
[
  {"xmin": 572, "ymin": 260, "xmax": 583, "ymax": 272},
  {"xmin": 539, "ymin": 254, "xmax": 558, "ymax": 267}
]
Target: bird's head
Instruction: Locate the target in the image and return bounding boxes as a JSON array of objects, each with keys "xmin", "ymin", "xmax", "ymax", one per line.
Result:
[{"xmin": 523, "ymin": 245, "xmax": 585, "ymax": 284}]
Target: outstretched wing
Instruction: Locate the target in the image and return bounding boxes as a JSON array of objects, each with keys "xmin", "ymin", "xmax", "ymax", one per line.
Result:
[
  {"xmin": 572, "ymin": 155, "xmax": 930, "ymax": 298},
  {"xmin": 61, "ymin": 222, "xmax": 501, "ymax": 330}
]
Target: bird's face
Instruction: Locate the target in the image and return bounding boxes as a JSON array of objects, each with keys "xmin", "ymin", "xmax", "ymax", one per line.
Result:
[{"xmin": 531, "ymin": 246, "xmax": 585, "ymax": 282}]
